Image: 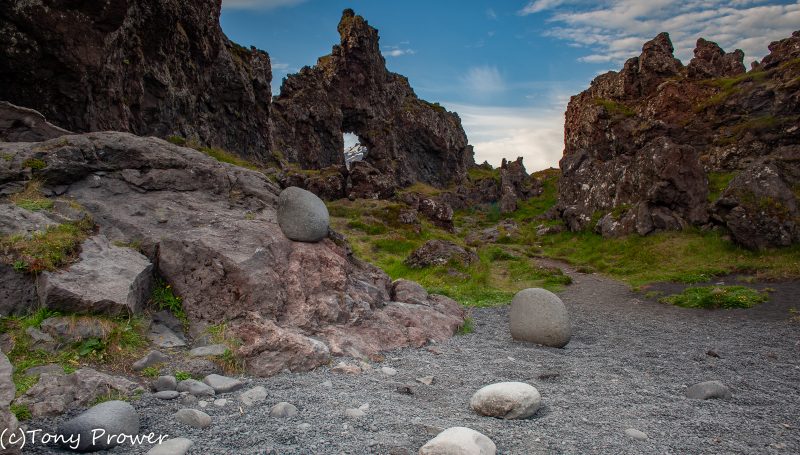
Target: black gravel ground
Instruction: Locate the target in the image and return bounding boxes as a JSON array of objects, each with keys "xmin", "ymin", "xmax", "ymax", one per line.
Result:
[{"xmin": 25, "ymin": 267, "xmax": 800, "ymax": 454}]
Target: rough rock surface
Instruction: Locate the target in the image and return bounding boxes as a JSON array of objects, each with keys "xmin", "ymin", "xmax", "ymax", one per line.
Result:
[
  {"xmin": 14, "ymin": 368, "xmax": 142, "ymax": 418},
  {"xmin": 470, "ymin": 382, "xmax": 542, "ymax": 420},
  {"xmin": 40, "ymin": 316, "xmax": 111, "ymax": 343},
  {"xmin": 0, "ymin": 132, "xmax": 465, "ymax": 377},
  {"xmin": 0, "ymin": 352, "xmax": 20, "ymax": 454},
  {"xmin": 404, "ymin": 240, "xmax": 478, "ymax": 269},
  {"xmin": 559, "ymin": 31, "xmax": 800, "ymax": 248},
  {"xmin": 419, "ymin": 427, "xmax": 497, "ymax": 455},
  {"xmin": 0, "ymin": 101, "xmax": 70, "ymax": 143},
  {"xmin": 37, "ymin": 235, "xmax": 154, "ymax": 316},
  {"xmin": 0, "ymin": 0, "xmax": 272, "ymax": 160},
  {"xmin": 272, "ymin": 9, "xmax": 474, "ymax": 189},
  {"xmin": 57, "ymin": 400, "xmax": 139, "ymax": 452},
  {"xmin": 509, "ymin": 288, "xmax": 571, "ymax": 348},
  {"xmin": 0, "ymin": 264, "xmax": 36, "ymax": 317},
  {"xmin": 277, "ymin": 187, "xmax": 330, "ymax": 242}
]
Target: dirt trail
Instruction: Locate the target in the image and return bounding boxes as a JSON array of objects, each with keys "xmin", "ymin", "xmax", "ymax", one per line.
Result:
[{"xmin": 27, "ymin": 267, "xmax": 800, "ymax": 454}]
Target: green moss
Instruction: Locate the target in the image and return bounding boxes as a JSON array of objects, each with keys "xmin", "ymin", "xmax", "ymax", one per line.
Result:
[
  {"xmin": 594, "ymin": 98, "xmax": 635, "ymax": 117},
  {"xmin": 467, "ymin": 166, "xmax": 500, "ymax": 183},
  {"xmin": 150, "ymin": 279, "xmax": 187, "ymax": 326},
  {"xmin": 166, "ymin": 135, "xmax": 187, "ymax": 146},
  {"xmin": 707, "ymin": 172, "xmax": 737, "ymax": 202},
  {"xmin": 696, "ymin": 71, "xmax": 768, "ymax": 112},
  {"xmin": 2, "ymin": 153, "xmax": 13, "ymax": 161},
  {"xmin": 10, "ymin": 403, "xmax": 31, "ymax": 421},
  {"xmin": 9, "ymin": 180, "xmax": 53, "ymax": 212},
  {"xmin": 399, "ymin": 182, "xmax": 443, "ymax": 197},
  {"xmin": 140, "ymin": 366, "xmax": 161, "ymax": 378},
  {"xmin": 174, "ymin": 371, "xmax": 192, "ymax": 381},
  {"xmin": 660, "ymin": 285, "xmax": 768, "ymax": 309},
  {"xmin": 21, "ymin": 158, "xmax": 46, "ymax": 170},
  {"xmin": 0, "ymin": 217, "xmax": 94, "ymax": 273},
  {"xmin": 197, "ymin": 146, "xmax": 260, "ymax": 171}
]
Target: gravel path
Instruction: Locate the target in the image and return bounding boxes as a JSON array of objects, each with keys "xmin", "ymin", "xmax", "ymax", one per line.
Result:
[{"xmin": 26, "ymin": 266, "xmax": 800, "ymax": 454}]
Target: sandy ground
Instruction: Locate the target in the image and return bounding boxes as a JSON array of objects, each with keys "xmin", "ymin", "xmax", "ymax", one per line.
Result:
[{"xmin": 25, "ymin": 266, "xmax": 800, "ymax": 454}]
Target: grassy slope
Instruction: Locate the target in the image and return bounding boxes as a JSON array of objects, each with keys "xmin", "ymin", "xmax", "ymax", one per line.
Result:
[{"xmin": 330, "ymin": 168, "xmax": 800, "ymax": 306}]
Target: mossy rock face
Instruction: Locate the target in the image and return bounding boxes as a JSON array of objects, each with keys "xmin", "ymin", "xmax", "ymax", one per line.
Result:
[{"xmin": 714, "ymin": 162, "xmax": 800, "ymax": 250}]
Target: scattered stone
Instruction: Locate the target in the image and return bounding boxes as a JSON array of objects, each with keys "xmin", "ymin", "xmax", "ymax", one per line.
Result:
[
  {"xmin": 189, "ymin": 344, "xmax": 229, "ymax": 357},
  {"xmin": 151, "ymin": 310, "xmax": 185, "ymax": 337},
  {"xmin": 321, "ymin": 380, "xmax": 333, "ymax": 388},
  {"xmin": 277, "ymin": 187, "xmax": 330, "ymax": 242},
  {"xmin": 23, "ymin": 363, "xmax": 63, "ymax": 376},
  {"xmin": 396, "ymin": 385, "xmax": 414, "ymax": 395},
  {"xmin": 180, "ymin": 393, "xmax": 198, "ymax": 406},
  {"xmin": 25, "ymin": 327, "xmax": 55, "ymax": 344},
  {"xmin": 40, "ymin": 316, "xmax": 110, "ymax": 343},
  {"xmin": 213, "ymin": 398, "xmax": 227, "ymax": 407},
  {"xmin": 416, "ymin": 375, "xmax": 435, "ymax": 386},
  {"xmin": 239, "ymin": 386, "xmax": 267, "ymax": 406},
  {"xmin": 381, "ymin": 366, "xmax": 398, "ymax": 376},
  {"xmin": 404, "ymin": 240, "xmax": 478, "ymax": 269},
  {"xmin": 270, "ymin": 402, "xmax": 299, "ymax": 418},
  {"xmin": 537, "ymin": 371, "xmax": 560, "ymax": 381},
  {"xmin": 706, "ymin": 350, "xmax": 720, "ymax": 358},
  {"xmin": 203, "ymin": 374, "xmax": 244, "ymax": 393},
  {"xmin": 154, "ymin": 391, "xmax": 179, "ymax": 400},
  {"xmin": 344, "ymin": 408, "xmax": 366, "ymax": 419},
  {"xmin": 133, "ymin": 350, "xmax": 169, "ymax": 371},
  {"xmin": 298, "ymin": 423, "xmax": 312, "ymax": 431},
  {"xmin": 509, "ymin": 288, "xmax": 571, "ymax": 348},
  {"xmin": 685, "ymin": 380, "xmax": 732, "ymax": 400},
  {"xmin": 15, "ymin": 368, "xmax": 142, "ymax": 418},
  {"xmin": 58, "ymin": 400, "xmax": 139, "ymax": 452},
  {"xmin": 154, "ymin": 376, "xmax": 178, "ymax": 392},
  {"xmin": 331, "ymin": 362, "xmax": 362, "ymax": 375},
  {"xmin": 470, "ymin": 382, "xmax": 542, "ymax": 420},
  {"xmin": 148, "ymin": 323, "xmax": 187, "ymax": 348},
  {"xmin": 174, "ymin": 408, "xmax": 212, "ymax": 429},
  {"xmin": 625, "ymin": 428, "xmax": 649, "ymax": 441},
  {"xmin": 426, "ymin": 346, "xmax": 443, "ymax": 355},
  {"xmin": 176, "ymin": 379, "xmax": 215, "ymax": 397},
  {"xmin": 198, "ymin": 400, "xmax": 208, "ymax": 408},
  {"xmin": 419, "ymin": 427, "xmax": 496, "ymax": 455},
  {"xmin": 37, "ymin": 235, "xmax": 154, "ymax": 316},
  {"xmin": 174, "ymin": 358, "xmax": 221, "ymax": 378},
  {"xmin": 147, "ymin": 438, "xmax": 194, "ymax": 455}
]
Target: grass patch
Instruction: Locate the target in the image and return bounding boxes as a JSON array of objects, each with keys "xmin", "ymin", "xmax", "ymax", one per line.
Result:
[
  {"xmin": 8, "ymin": 180, "xmax": 53, "ymax": 211},
  {"xmin": 456, "ymin": 317, "xmax": 474, "ymax": 335},
  {"xmin": 0, "ymin": 217, "xmax": 94, "ymax": 273},
  {"xmin": 10, "ymin": 403, "xmax": 31, "ymax": 421},
  {"xmin": 140, "ymin": 366, "xmax": 161, "ymax": 378},
  {"xmin": 206, "ymin": 323, "xmax": 245, "ymax": 374},
  {"xmin": 594, "ymin": 98, "xmax": 635, "ymax": 117},
  {"xmin": 399, "ymin": 182, "xmax": 443, "ymax": 197},
  {"xmin": 467, "ymin": 166, "xmax": 500, "ymax": 183},
  {"xmin": 150, "ymin": 279, "xmax": 188, "ymax": 325},
  {"xmin": 707, "ymin": 172, "xmax": 737, "ymax": 202},
  {"xmin": 197, "ymin": 146, "xmax": 260, "ymax": 171},
  {"xmin": 659, "ymin": 285, "xmax": 768, "ymax": 309},
  {"xmin": 21, "ymin": 158, "xmax": 46, "ymax": 170},
  {"xmin": 174, "ymin": 371, "xmax": 192, "ymax": 381}
]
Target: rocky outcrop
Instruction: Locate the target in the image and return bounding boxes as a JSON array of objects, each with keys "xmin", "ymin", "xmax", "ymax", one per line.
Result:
[
  {"xmin": 272, "ymin": 9, "xmax": 474, "ymax": 189},
  {"xmin": 559, "ymin": 31, "xmax": 800, "ymax": 249},
  {"xmin": 0, "ymin": 352, "xmax": 20, "ymax": 454},
  {"xmin": 0, "ymin": 131, "xmax": 465, "ymax": 376},
  {"xmin": 0, "ymin": 0, "xmax": 272, "ymax": 161},
  {"xmin": 404, "ymin": 240, "xmax": 478, "ymax": 269},
  {"xmin": 0, "ymin": 101, "xmax": 70, "ymax": 143}
]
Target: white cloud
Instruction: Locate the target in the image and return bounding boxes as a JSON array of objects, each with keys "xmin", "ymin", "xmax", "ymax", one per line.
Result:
[
  {"xmin": 272, "ymin": 62, "xmax": 290, "ymax": 72},
  {"xmin": 461, "ymin": 66, "xmax": 506, "ymax": 95},
  {"xmin": 445, "ymin": 103, "xmax": 565, "ymax": 171},
  {"xmin": 535, "ymin": 0, "xmax": 800, "ymax": 64},
  {"xmin": 382, "ymin": 47, "xmax": 416, "ymax": 58},
  {"xmin": 518, "ymin": 0, "xmax": 568, "ymax": 15},
  {"xmin": 222, "ymin": 0, "xmax": 307, "ymax": 10},
  {"xmin": 486, "ymin": 8, "xmax": 498, "ymax": 20}
]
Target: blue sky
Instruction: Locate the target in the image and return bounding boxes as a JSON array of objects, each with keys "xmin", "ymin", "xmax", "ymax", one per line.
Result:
[{"xmin": 221, "ymin": 0, "xmax": 800, "ymax": 171}]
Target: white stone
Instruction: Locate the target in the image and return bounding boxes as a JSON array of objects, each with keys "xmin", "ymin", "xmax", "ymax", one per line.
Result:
[
  {"xmin": 419, "ymin": 427, "xmax": 496, "ymax": 455},
  {"xmin": 470, "ymin": 382, "xmax": 541, "ymax": 420}
]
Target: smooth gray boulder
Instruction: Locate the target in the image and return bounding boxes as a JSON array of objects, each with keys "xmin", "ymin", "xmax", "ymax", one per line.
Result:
[
  {"xmin": 147, "ymin": 438, "xmax": 194, "ymax": 455},
  {"xmin": 203, "ymin": 374, "xmax": 244, "ymax": 393},
  {"xmin": 174, "ymin": 409, "xmax": 211, "ymax": 429},
  {"xmin": 419, "ymin": 427, "xmax": 496, "ymax": 455},
  {"xmin": 685, "ymin": 380, "xmax": 732, "ymax": 400},
  {"xmin": 147, "ymin": 323, "xmax": 186, "ymax": 348},
  {"xmin": 625, "ymin": 428, "xmax": 649, "ymax": 441},
  {"xmin": 189, "ymin": 344, "xmax": 228, "ymax": 357},
  {"xmin": 37, "ymin": 235, "xmax": 154, "ymax": 316},
  {"xmin": 132, "ymin": 350, "xmax": 168, "ymax": 371},
  {"xmin": 270, "ymin": 402, "xmax": 299, "ymax": 418},
  {"xmin": 277, "ymin": 186, "xmax": 329, "ymax": 242},
  {"xmin": 509, "ymin": 288, "xmax": 571, "ymax": 348},
  {"xmin": 153, "ymin": 376, "xmax": 178, "ymax": 392},
  {"xmin": 176, "ymin": 379, "xmax": 215, "ymax": 397},
  {"xmin": 470, "ymin": 382, "xmax": 542, "ymax": 420},
  {"xmin": 154, "ymin": 391, "xmax": 179, "ymax": 400},
  {"xmin": 57, "ymin": 400, "xmax": 140, "ymax": 452},
  {"xmin": 239, "ymin": 386, "xmax": 267, "ymax": 406}
]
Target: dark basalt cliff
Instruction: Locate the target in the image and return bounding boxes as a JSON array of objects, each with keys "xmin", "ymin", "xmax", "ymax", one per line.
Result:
[
  {"xmin": 0, "ymin": 0, "xmax": 273, "ymax": 161},
  {"xmin": 559, "ymin": 31, "xmax": 800, "ymax": 249},
  {"xmin": 272, "ymin": 9, "xmax": 474, "ymax": 188}
]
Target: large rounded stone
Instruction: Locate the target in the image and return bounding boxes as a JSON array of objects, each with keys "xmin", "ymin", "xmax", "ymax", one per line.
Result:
[
  {"xmin": 509, "ymin": 288, "xmax": 571, "ymax": 348},
  {"xmin": 470, "ymin": 382, "xmax": 541, "ymax": 419},
  {"xmin": 277, "ymin": 187, "xmax": 329, "ymax": 242},
  {"xmin": 57, "ymin": 400, "xmax": 140, "ymax": 452},
  {"xmin": 685, "ymin": 380, "xmax": 731, "ymax": 400},
  {"xmin": 419, "ymin": 427, "xmax": 496, "ymax": 455}
]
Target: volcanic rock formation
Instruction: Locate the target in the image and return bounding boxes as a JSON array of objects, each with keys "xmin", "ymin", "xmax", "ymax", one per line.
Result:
[
  {"xmin": 0, "ymin": 0, "xmax": 273, "ymax": 161},
  {"xmin": 272, "ymin": 9, "xmax": 474, "ymax": 189},
  {"xmin": 559, "ymin": 31, "xmax": 800, "ymax": 249},
  {"xmin": 0, "ymin": 129, "xmax": 465, "ymax": 377}
]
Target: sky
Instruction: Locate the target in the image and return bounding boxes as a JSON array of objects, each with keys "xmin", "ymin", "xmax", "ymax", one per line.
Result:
[{"xmin": 221, "ymin": 0, "xmax": 800, "ymax": 172}]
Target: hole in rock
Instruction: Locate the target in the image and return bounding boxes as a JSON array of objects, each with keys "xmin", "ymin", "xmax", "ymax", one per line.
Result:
[{"xmin": 342, "ymin": 132, "xmax": 367, "ymax": 169}]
